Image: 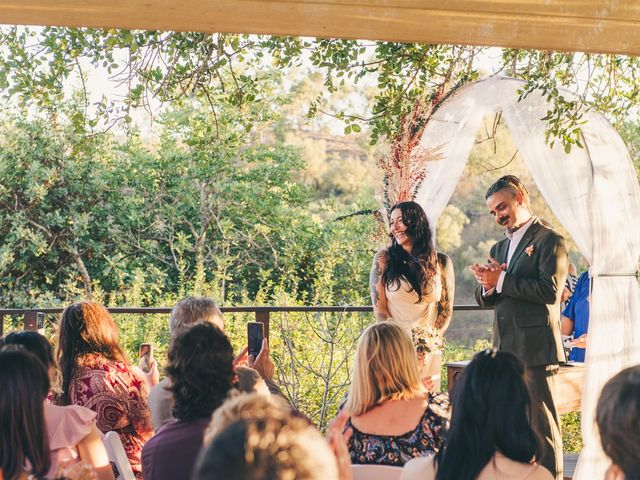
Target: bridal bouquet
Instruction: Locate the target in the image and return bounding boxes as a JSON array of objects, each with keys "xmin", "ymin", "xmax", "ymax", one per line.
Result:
[{"xmin": 411, "ymin": 324, "xmax": 445, "ymax": 354}]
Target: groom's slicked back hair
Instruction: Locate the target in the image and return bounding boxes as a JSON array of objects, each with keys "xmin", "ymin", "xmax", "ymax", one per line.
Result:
[{"xmin": 485, "ymin": 175, "xmax": 531, "ymax": 210}]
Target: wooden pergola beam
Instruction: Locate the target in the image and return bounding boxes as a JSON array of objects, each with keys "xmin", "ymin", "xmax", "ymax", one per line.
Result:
[{"xmin": 0, "ymin": 0, "xmax": 638, "ymax": 55}]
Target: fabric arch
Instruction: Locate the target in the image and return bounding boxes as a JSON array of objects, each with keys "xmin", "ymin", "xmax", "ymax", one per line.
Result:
[{"xmin": 415, "ymin": 76, "xmax": 640, "ymax": 479}]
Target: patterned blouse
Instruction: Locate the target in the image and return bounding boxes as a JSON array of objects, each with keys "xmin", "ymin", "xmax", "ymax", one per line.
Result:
[
  {"xmin": 68, "ymin": 353, "xmax": 153, "ymax": 477},
  {"xmin": 347, "ymin": 393, "xmax": 449, "ymax": 466}
]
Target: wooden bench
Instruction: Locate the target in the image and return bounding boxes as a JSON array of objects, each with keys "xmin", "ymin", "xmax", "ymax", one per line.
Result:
[{"xmin": 446, "ymin": 360, "xmax": 585, "ymax": 415}]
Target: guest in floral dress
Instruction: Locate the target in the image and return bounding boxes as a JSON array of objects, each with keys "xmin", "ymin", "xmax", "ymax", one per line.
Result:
[
  {"xmin": 340, "ymin": 322, "xmax": 449, "ymax": 466},
  {"xmin": 56, "ymin": 301, "xmax": 153, "ymax": 478}
]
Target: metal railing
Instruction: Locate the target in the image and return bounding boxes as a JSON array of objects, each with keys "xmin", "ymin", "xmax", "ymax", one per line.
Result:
[{"xmin": 0, "ymin": 304, "xmax": 489, "ymax": 337}]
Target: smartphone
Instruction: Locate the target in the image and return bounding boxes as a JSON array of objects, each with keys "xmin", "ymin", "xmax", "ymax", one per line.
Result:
[
  {"xmin": 247, "ymin": 322, "xmax": 264, "ymax": 357},
  {"xmin": 138, "ymin": 343, "xmax": 153, "ymax": 373},
  {"xmin": 36, "ymin": 312, "xmax": 45, "ymax": 335}
]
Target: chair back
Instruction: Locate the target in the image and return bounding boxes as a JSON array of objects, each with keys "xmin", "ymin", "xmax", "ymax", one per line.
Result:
[
  {"xmin": 351, "ymin": 464, "xmax": 403, "ymax": 480},
  {"xmin": 102, "ymin": 431, "xmax": 136, "ymax": 480}
]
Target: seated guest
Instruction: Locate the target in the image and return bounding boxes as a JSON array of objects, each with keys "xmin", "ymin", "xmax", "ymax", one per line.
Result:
[
  {"xmin": 148, "ymin": 296, "xmax": 280, "ymax": 431},
  {"xmin": 141, "ymin": 323, "xmax": 236, "ymax": 480},
  {"xmin": 56, "ymin": 301, "xmax": 154, "ymax": 478},
  {"xmin": 2, "ymin": 331, "xmax": 114, "ymax": 480},
  {"xmin": 341, "ymin": 322, "xmax": 449, "ymax": 467},
  {"xmin": 0, "ymin": 347, "xmax": 97, "ymax": 480},
  {"xmin": 401, "ymin": 350, "xmax": 552, "ymax": 480},
  {"xmin": 1, "ymin": 330, "xmax": 61, "ymax": 398},
  {"xmin": 193, "ymin": 400, "xmax": 342, "ymax": 480},
  {"xmin": 596, "ymin": 364, "xmax": 640, "ymax": 480}
]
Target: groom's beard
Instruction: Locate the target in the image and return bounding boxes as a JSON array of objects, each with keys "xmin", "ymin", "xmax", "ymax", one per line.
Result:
[{"xmin": 505, "ymin": 215, "xmax": 533, "ymax": 234}]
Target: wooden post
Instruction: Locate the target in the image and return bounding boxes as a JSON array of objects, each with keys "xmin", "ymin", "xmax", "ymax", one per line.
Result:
[
  {"xmin": 24, "ymin": 311, "xmax": 38, "ymax": 331},
  {"xmin": 0, "ymin": 313, "xmax": 4, "ymax": 336},
  {"xmin": 255, "ymin": 310, "xmax": 270, "ymax": 341}
]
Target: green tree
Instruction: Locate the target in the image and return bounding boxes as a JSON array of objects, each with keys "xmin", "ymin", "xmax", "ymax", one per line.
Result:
[
  {"xmin": 0, "ymin": 113, "xmax": 113, "ymax": 304},
  {"xmin": 1, "ymin": 27, "xmax": 637, "ymax": 150}
]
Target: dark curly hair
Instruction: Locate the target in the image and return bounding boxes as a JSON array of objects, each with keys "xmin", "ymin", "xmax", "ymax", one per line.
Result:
[
  {"xmin": 167, "ymin": 322, "xmax": 235, "ymax": 422},
  {"xmin": 383, "ymin": 201, "xmax": 437, "ymax": 302}
]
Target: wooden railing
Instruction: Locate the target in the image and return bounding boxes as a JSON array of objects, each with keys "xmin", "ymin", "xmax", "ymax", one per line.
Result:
[{"xmin": 0, "ymin": 304, "xmax": 489, "ymax": 337}]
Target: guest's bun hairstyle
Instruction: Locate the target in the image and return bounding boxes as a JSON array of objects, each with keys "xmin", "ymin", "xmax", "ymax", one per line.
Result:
[
  {"xmin": 435, "ymin": 349, "xmax": 540, "ymax": 480},
  {"xmin": 2, "ymin": 331, "xmax": 55, "ymax": 370},
  {"xmin": 2, "ymin": 330, "xmax": 61, "ymax": 394},
  {"xmin": 344, "ymin": 322, "xmax": 423, "ymax": 416},
  {"xmin": 0, "ymin": 347, "xmax": 51, "ymax": 479},
  {"xmin": 57, "ymin": 301, "xmax": 127, "ymax": 405},
  {"xmin": 485, "ymin": 175, "xmax": 531, "ymax": 211},
  {"xmin": 596, "ymin": 365, "xmax": 640, "ymax": 479}
]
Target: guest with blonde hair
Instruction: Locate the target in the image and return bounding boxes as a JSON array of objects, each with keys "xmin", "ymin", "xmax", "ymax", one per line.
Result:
[
  {"xmin": 341, "ymin": 322, "xmax": 449, "ymax": 466},
  {"xmin": 194, "ymin": 395, "xmax": 343, "ymax": 480},
  {"xmin": 203, "ymin": 392, "xmax": 292, "ymax": 445}
]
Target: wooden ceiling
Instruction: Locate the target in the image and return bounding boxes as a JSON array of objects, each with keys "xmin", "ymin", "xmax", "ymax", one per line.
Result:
[{"xmin": 0, "ymin": 0, "xmax": 638, "ymax": 55}]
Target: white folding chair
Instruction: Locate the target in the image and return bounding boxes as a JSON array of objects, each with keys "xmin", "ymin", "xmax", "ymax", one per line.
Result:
[
  {"xmin": 351, "ymin": 464, "xmax": 403, "ymax": 480},
  {"xmin": 102, "ymin": 431, "xmax": 136, "ymax": 480}
]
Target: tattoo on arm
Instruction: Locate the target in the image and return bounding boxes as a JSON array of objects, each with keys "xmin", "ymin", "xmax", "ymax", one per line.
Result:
[{"xmin": 370, "ymin": 255, "xmax": 382, "ymax": 306}]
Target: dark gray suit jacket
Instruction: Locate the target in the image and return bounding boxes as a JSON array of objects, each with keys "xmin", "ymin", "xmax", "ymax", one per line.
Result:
[{"xmin": 476, "ymin": 218, "xmax": 567, "ymax": 367}]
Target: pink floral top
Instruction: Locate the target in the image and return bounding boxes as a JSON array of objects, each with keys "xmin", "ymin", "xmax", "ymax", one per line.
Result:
[{"xmin": 69, "ymin": 353, "xmax": 153, "ymax": 477}]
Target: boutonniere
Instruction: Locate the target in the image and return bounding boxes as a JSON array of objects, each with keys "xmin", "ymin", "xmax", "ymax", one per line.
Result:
[{"xmin": 525, "ymin": 244, "xmax": 535, "ymax": 257}]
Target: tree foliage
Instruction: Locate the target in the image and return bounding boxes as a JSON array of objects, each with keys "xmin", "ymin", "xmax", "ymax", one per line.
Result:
[{"xmin": 1, "ymin": 26, "xmax": 637, "ymax": 150}]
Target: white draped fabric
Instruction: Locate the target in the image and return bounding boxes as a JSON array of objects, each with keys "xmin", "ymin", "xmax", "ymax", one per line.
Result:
[{"xmin": 415, "ymin": 77, "xmax": 640, "ymax": 479}]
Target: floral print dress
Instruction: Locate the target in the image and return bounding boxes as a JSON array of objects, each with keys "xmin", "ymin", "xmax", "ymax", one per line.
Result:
[
  {"xmin": 347, "ymin": 392, "xmax": 449, "ymax": 466},
  {"xmin": 69, "ymin": 353, "xmax": 153, "ymax": 477}
]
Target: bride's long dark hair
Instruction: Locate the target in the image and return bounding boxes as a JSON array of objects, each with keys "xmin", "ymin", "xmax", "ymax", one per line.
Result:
[{"xmin": 383, "ymin": 201, "xmax": 436, "ymax": 302}]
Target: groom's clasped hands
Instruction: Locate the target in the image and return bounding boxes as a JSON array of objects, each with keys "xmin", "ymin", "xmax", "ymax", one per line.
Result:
[{"xmin": 469, "ymin": 256, "xmax": 506, "ymax": 290}]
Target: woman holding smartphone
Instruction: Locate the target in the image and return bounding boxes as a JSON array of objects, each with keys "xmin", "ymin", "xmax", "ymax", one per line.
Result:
[
  {"xmin": 56, "ymin": 301, "xmax": 154, "ymax": 478},
  {"xmin": 370, "ymin": 201, "xmax": 455, "ymax": 390}
]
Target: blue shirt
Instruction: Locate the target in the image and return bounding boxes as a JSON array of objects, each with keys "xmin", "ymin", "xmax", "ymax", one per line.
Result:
[{"xmin": 562, "ymin": 271, "xmax": 590, "ymax": 362}]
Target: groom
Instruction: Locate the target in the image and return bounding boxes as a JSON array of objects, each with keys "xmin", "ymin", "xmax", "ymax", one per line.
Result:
[{"xmin": 470, "ymin": 175, "xmax": 567, "ymax": 480}]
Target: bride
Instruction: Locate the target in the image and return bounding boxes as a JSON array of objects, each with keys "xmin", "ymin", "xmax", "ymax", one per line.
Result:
[{"xmin": 370, "ymin": 201, "xmax": 455, "ymax": 391}]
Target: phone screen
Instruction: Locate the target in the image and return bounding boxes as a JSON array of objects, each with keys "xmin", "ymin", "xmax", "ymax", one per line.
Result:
[
  {"xmin": 36, "ymin": 312, "xmax": 45, "ymax": 329},
  {"xmin": 247, "ymin": 322, "xmax": 264, "ymax": 357}
]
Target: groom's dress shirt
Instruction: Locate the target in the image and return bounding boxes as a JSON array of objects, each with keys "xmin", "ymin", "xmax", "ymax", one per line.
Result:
[{"xmin": 483, "ymin": 215, "xmax": 536, "ymax": 296}]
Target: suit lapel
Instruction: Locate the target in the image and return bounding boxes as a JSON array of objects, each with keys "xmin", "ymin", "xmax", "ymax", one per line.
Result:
[
  {"xmin": 496, "ymin": 238, "xmax": 510, "ymax": 264},
  {"xmin": 507, "ymin": 219, "xmax": 541, "ymax": 273}
]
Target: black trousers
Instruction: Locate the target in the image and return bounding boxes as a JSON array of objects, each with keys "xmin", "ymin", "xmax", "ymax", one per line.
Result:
[{"xmin": 526, "ymin": 365, "xmax": 563, "ymax": 480}]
